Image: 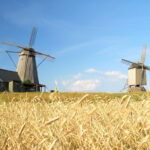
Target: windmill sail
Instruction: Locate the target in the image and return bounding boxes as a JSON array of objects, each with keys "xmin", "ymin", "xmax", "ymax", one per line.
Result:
[
  {"xmin": 29, "ymin": 27, "xmax": 37, "ymax": 47},
  {"xmin": 141, "ymin": 44, "xmax": 147, "ymax": 64}
]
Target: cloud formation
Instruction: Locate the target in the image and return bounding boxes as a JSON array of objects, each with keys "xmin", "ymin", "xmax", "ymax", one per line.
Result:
[
  {"xmin": 61, "ymin": 68, "xmax": 127, "ymax": 92},
  {"xmin": 85, "ymin": 68, "xmax": 102, "ymax": 74},
  {"xmin": 85, "ymin": 68, "xmax": 127, "ymax": 79},
  {"xmin": 69, "ymin": 79, "xmax": 100, "ymax": 92},
  {"xmin": 105, "ymin": 71, "xmax": 127, "ymax": 79}
]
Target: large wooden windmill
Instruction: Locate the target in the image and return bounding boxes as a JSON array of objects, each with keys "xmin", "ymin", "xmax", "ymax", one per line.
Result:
[
  {"xmin": 122, "ymin": 45, "xmax": 150, "ymax": 92},
  {"xmin": 2, "ymin": 27, "xmax": 55, "ymax": 90}
]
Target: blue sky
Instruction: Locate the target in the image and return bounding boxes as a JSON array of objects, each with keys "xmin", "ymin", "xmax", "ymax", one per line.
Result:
[{"xmin": 1, "ymin": 0, "xmax": 150, "ymax": 92}]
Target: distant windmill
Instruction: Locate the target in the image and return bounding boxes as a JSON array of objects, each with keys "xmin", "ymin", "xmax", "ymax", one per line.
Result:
[
  {"xmin": 2, "ymin": 27, "xmax": 55, "ymax": 87},
  {"xmin": 122, "ymin": 45, "xmax": 150, "ymax": 92}
]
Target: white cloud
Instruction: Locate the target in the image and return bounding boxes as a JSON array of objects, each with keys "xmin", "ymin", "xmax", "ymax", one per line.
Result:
[
  {"xmin": 85, "ymin": 68, "xmax": 102, "ymax": 73},
  {"xmin": 86, "ymin": 68, "xmax": 127, "ymax": 80},
  {"xmin": 105, "ymin": 71, "xmax": 127, "ymax": 79},
  {"xmin": 73, "ymin": 73, "xmax": 82, "ymax": 79},
  {"xmin": 61, "ymin": 69, "xmax": 127, "ymax": 92},
  {"xmin": 69, "ymin": 79, "xmax": 100, "ymax": 92}
]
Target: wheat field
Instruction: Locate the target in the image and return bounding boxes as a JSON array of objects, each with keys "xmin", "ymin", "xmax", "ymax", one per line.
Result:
[{"xmin": 0, "ymin": 92, "xmax": 150, "ymax": 149}]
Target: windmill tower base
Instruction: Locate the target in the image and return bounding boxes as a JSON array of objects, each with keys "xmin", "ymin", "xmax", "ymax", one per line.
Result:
[{"xmin": 128, "ymin": 86, "xmax": 146, "ymax": 92}]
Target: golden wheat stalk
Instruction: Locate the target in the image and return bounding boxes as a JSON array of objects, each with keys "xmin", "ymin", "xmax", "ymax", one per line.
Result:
[
  {"xmin": 44, "ymin": 116, "xmax": 60, "ymax": 126},
  {"xmin": 75, "ymin": 94, "xmax": 89, "ymax": 105},
  {"xmin": 18, "ymin": 122, "xmax": 26, "ymax": 139},
  {"xmin": 0, "ymin": 136, "xmax": 9, "ymax": 149}
]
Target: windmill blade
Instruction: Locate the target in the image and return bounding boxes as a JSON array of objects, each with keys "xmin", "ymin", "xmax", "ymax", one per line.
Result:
[
  {"xmin": 6, "ymin": 50, "xmax": 20, "ymax": 53},
  {"xmin": 121, "ymin": 59, "xmax": 135, "ymax": 65},
  {"xmin": 143, "ymin": 65, "xmax": 150, "ymax": 71},
  {"xmin": 122, "ymin": 59, "xmax": 150, "ymax": 70},
  {"xmin": 37, "ymin": 53, "xmax": 55, "ymax": 68},
  {"xmin": 141, "ymin": 44, "xmax": 147, "ymax": 64},
  {"xmin": 121, "ymin": 59, "xmax": 141, "ymax": 67},
  {"xmin": 36, "ymin": 53, "xmax": 55, "ymax": 62},
  {"xmin": 35, "ymin": 50, "xmax": 55, "ymax": 60},
  {"xmin": 37, "ymin": 57, "xmax": 48, "ymax": 68},
  {"xmin": 6, "ymin": 51, "xmax": 17, "ymax": 68},
  {"xmin": 2, "ymin": 41, "xmax": 24, "ymax": 49},
  {"xmin": 29, "ymin": 27, "xmax": 37, "ymax": 47}
]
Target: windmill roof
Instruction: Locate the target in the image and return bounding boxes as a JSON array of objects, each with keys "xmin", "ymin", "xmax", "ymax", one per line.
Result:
[
  {"xmin": 0, "ymin": 69, "xmax": 21, "ymax": 82},
  {"xmin": 129, "ymin": 64, "xmax": 147, "ymax": 70}
]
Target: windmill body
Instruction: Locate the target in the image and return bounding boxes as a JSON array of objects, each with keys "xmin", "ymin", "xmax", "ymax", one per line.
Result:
[
  {"xmin": 121, "ymin": 45, "xmax": 150, "ymax": 92},
  {"xmin": 128, "ymin": 64, "xmax": 146, "ymax": 86},
  {"xmin": 16, "ymin": 48, "xmax": 39, "ymax": 84}
]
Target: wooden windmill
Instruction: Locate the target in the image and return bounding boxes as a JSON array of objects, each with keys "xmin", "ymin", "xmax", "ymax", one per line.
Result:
[
  {"xmin": 2, "ymin": 27, "xmax": 55, "ymax": 89},
  {"xmin": 122, "ymin": 45, "xmax": 150, "ymax": 92}
]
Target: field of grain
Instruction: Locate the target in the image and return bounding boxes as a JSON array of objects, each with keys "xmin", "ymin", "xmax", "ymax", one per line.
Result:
[{"xmin": 0, "ymin": 92, "xmax": 150, "ymax": 149}]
